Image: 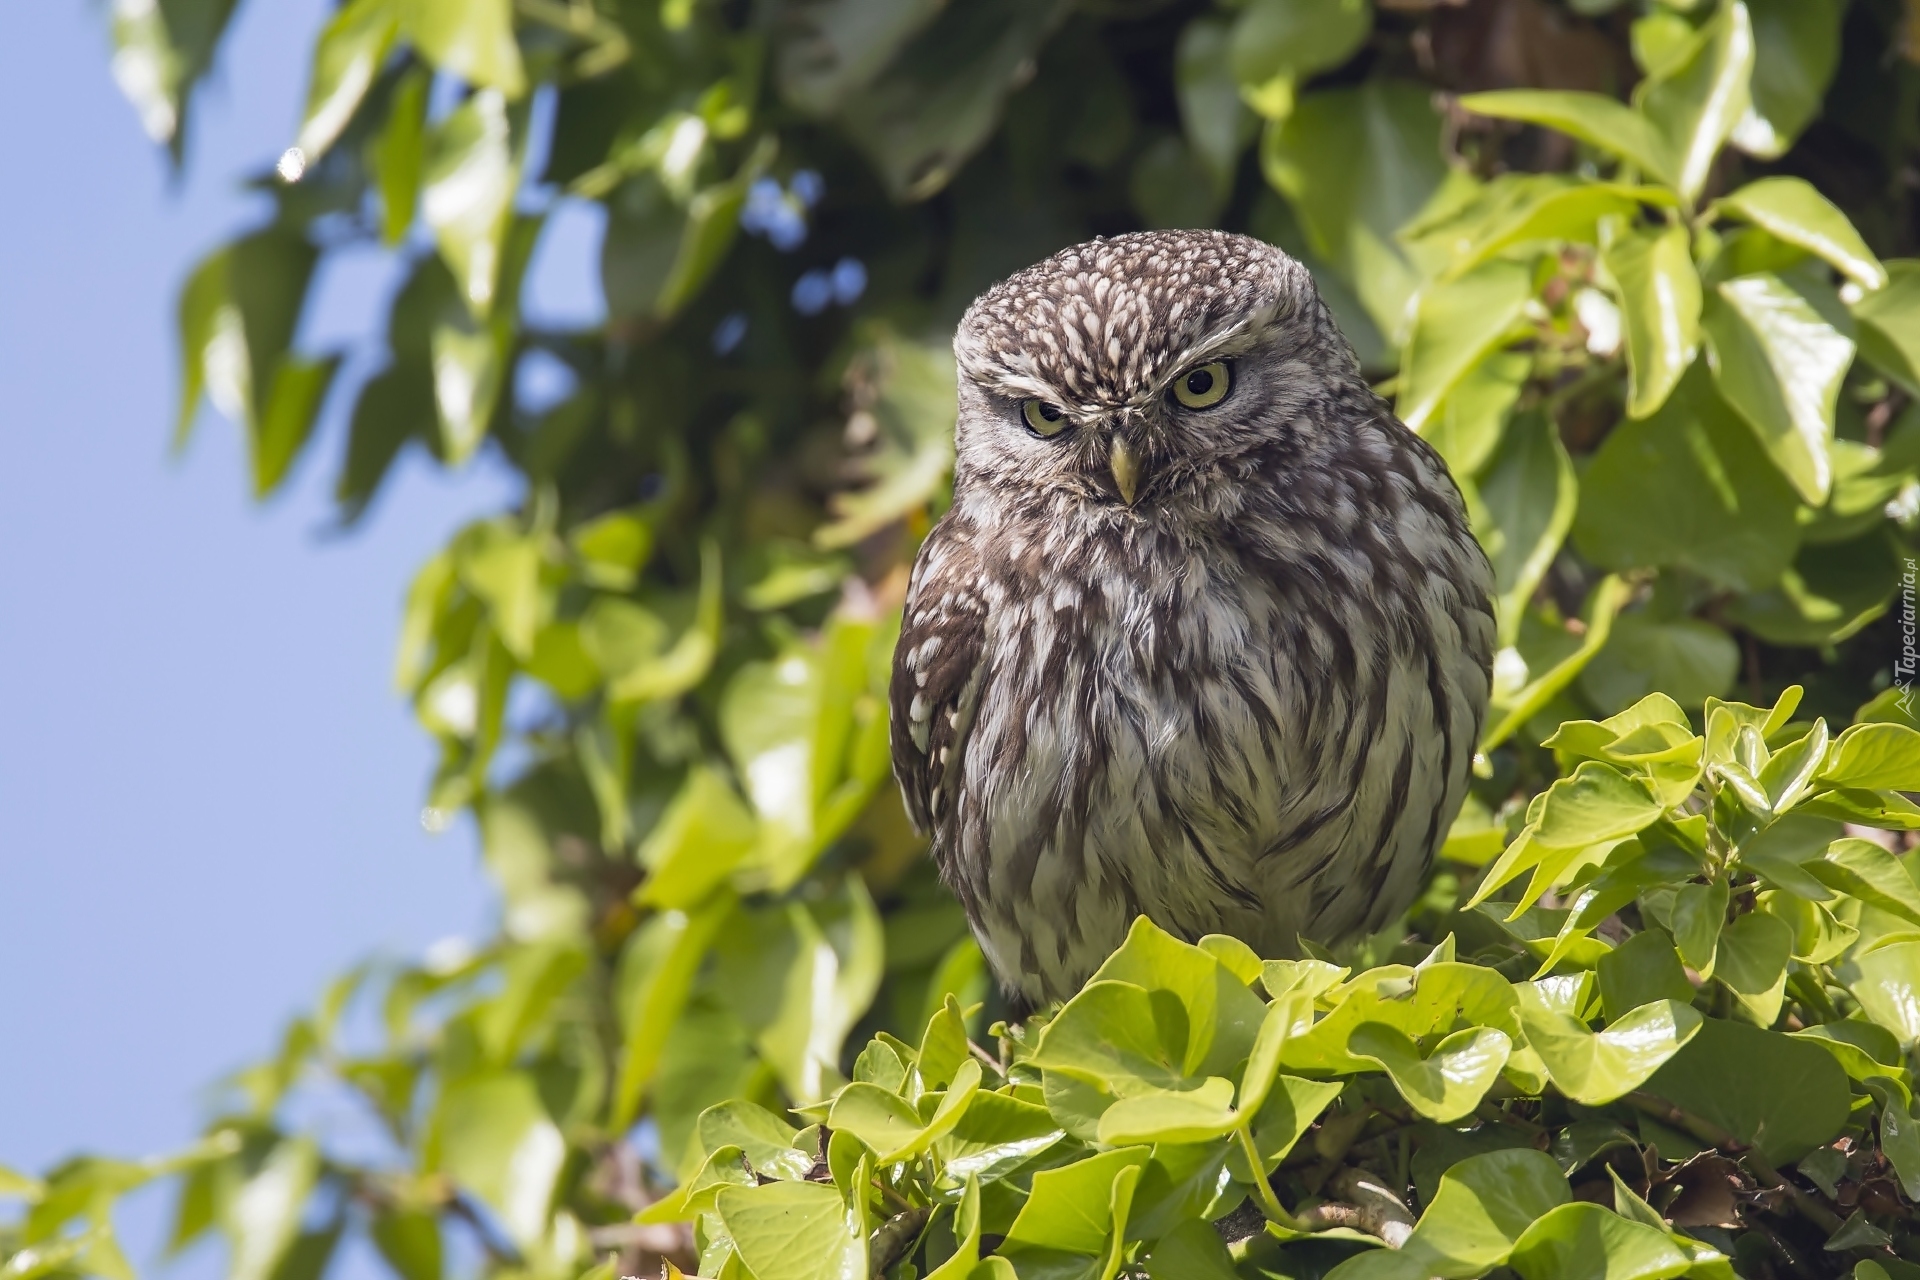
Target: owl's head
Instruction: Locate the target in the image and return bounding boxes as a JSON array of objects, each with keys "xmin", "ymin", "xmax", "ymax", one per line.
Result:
[{"xmin": 951, "ymin": 230, "xmax": 1361, "ymax": 513}]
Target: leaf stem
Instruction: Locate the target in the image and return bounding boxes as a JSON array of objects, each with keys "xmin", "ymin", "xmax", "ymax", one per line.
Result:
[{"xmin": 1235, "ymin": 1123, "xmax": 1303, "ymax": 1230}]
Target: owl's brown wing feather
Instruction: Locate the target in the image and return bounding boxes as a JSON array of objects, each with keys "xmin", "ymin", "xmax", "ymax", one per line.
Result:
[{"xmin": 889, "ymin": 531, "xmax": 989, "ymax": 836}]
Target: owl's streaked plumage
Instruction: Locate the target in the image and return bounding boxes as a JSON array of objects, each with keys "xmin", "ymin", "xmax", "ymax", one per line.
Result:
[{"xmin": 890, "ymin": 230, "xmax": 1495, "ymax": 1008}]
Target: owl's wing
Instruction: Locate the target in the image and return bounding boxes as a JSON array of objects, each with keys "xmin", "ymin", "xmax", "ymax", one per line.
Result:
[{"xmin": 890, "ymin": 532, "xmax": 988, "ymax": 836}]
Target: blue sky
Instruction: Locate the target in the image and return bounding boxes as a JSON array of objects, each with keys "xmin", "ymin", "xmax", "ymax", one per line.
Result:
[{"xmin": 0, "ymin": 3, "xmax": 598, "ymax": 1267}]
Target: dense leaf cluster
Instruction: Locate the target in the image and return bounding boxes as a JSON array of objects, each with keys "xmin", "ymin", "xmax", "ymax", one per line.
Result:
[{"xmin": 8, "ymin": 0, "xmax": 1920, "ymax": 1277}]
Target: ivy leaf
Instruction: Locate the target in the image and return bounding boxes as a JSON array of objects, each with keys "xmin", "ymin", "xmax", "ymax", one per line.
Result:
[
  {"xmin": 297, "ymin": 0, "xmax": 399, "ymax": 160},
  {"xmin": 1637, "ymin": 0, "xmax": 1754, "ymax": 207},
  {"xmin": 1711, "ymin": 911, "xmax": 1792, "ymax": 1025},
  {"xmin": 1518, "ymin": 996, "xmax": 1701, "ymax": 1106},
  {"xmin": 715, "ymin": 1181, "xmax": 865, "ymax": 1280},
  {"xmin": 1733, "ymin": 0, "xmax": 1843, "ymax": 159},
  {"xmin": 1601, "ymin": 223, "xmax": 1701, "ymax": 420},
  {"xmin": 433, "ymin": 1073, "xmax": 563, "ymax": 1251},
  {"xmin": 1455, "ymin": 91, "xmax": 1671, "ymax": 184},
  {"xmin": 1702, "ymin": 273, "xmax": 1855, "ymax": 505},
  {"xmin": 1853, "ymin": 261, "xmax": 1920, "ymax": 395},
  {"xmin": 1397, "ymin": 1149, "xmax": 1571, "ymax": 1278},
  {"xmin": 1645, "ymin": 1017, "xmax": 1852, "ymax": 1162},
  {"xmin": 423, "ymin": 89, "xmax": 518, "ymax": 317},
  {"xmin": 1819, "ymin": 722, "xmax": 1920, "ymax": 792},
  {"xmin": 399, "ymin": 0, "xmax": 525, "ymax": 98},
  {"xmin": 1714, "ymin": 177, "xmax": 1886, "ymax": 291},
  {"xmin": 1397, "ymin": 261, "xmax": 1534, "ymax": 431},
  {"xmin": 1347, "ymin": 1024, "xmax": 1511, "ymax": 1123},
  {"xmin": 1506, "ymin": 1202, "xmax": 1692, "ymax": 1280},
  {"xmin": 1472, "ymin": 411, "xmax": 1578, "ymax": 647}
]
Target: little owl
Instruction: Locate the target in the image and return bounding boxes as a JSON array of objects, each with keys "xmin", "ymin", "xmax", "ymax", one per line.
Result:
[{"xmin": 890, "ymin": 230, "xmax": 1495, "ymax": 1008}]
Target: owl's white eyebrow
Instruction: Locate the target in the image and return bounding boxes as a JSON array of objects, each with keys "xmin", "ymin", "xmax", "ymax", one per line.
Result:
[{"xmin": 1131, "ymin": 301, "xmax": 1280, "ymax": 406}]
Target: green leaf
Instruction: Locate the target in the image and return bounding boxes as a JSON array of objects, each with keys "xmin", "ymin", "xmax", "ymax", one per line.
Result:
[
  {"xmin": 1002, "ymin": 1147, "xmax": 1145, "ymax": 1266},
  {"xmin": 227, "ymin": 1140, "xmax": 319, "ymax": 1280},
  {"xmin": 696, "ymin": 1102, "xmax": 812, "ymax": 1182},
  {"xmin": 1261, "ymin": 79, "xmax": 1447, "ymax": 337},
  {"xmin": 107, "ymin": 0, "xmax": 241, "ymax": 149},
  {"xmin": 433, "ymin": 1072, "xmax": 563, "ymax": 1250},
  {"xmin": 296, "ymin": 0, "xmax": 399, "ymax": 159},
  {"xmin": 817, "ymin": 327, "xmax": 957, "ymax": 548},
  {"xmin": 1347, "ymin": 1023, "xmax": 1511, "ymax": 1123},
  {"xmin": 1670, "ymin": 879, "xmax": 1727, "ymax": 974},
  {"xmin": 635, "ymin": 767, "xmax": 759, "ymax": 909},
  {"xmin": 1175, "ymin": 17, "xmax": 1250, "ymax": 192},
  {"xmin": 1734, "ymin": 0, "xmax": 1843, "ymax": 159},
  {"xmin": 1727, "ymin": 531, "xmax": 1899, "ymax": 647},
  {"xmin": 368, "ymin": 1210, "xmax": 440, "ymax": 1280},
  {"xmin": 1095, "ymin": 1077, "xmax": 1239, "ymax": 1145},
  {"xmin": 1809, "ymin": 838, "xmax": 1920, "ymax": 926},
  {"xmin": 1455, "ymin": 91, "xmax": 1671, "ymax": 184},
  {"xmin": 1637, "ymin": 0, "xmax": 1754, "ymax": 206},
  {"xmin": 1702, "ymin": 273, "xmax": 1855, "ymax": 505},
  {"xmin": 1518, "ymin": 995, "xmax": 1700, "ymax": 1106},
  {"xmin": 1715, "ymin": 177, "xmax": 1886, "ymax": 291},
  {"xmin": 1144, "ymin": 1219, "xmax": 1241, "ymax": 1280},
  {"xmin": 1032, "ymin": 981, "xmax": 1191, "ymax": 1097},
  {"xmin": 1420, "ymin": 349, "xmax": 1529, "ymax": 477},
  {"xmin": 715, "ymin": 1180, "xmax": 865, "ymax": 1280},
  {"xmin": 1402, "ymin": 1148, "xmax": 1571, "ymax": 1278},
  {"xmin": 1644, "ymin": 1017, "xmax": 1852, "ymax": 1162},
  {"xmin": 1853, "ymin": 261, "xmax": 1920, "ymax": 396},
  {"xmin": 828, "ymin": 1083, "xmax": 925, "ymax": 1157},
  {"xmin": 1597, "ymin": 930, "xmax": 1695, "ymax": 1022},
  {"xmin": 1712, "ymin": 910, "xmax": 1792, "ymax": 1025},
  {"xmin": 1231, "ymin": 0, "xmax": 1371, "ymax": 90},
  {"xmin": 1579, "ymin": 612, "xmax": 1738, "ymax": 718},
  {"xmin": 613, "ymin": 897, "xmax": 729, "ymax": 1128},
  {"xmin": 1083, "ymin": 916, "xmax": 1269, "ymax": 1080},
  {"xmin": 832, "ymin": 0, "xmax": 1074, "ymax": 201},
  {"xmin": 1472, "ymin": 410, "xmax": 1578, "ymax": 646},
  {"xmin": 1507, "ymin": 1202, "xmax": 1692, "ymax": 1280},
  {"xmin": 1820, "ymin": 722, "xmax": 1920, "ymax": 792},
  {"xmin": 373, "ymin": 68, "xmax": 429, "ymax": 245},
  {"xmin": 422, "ymin": 90, "xmax": 518, "ymax": 316},
  {"xmin": 1736, "ymin": 813, "xmax": 1843, "ymax": 900},
  {"xmin": 935, "ymin": 1091, "xmax": 1066, "ymax": 1188},
  {"xmin": 1601, "ymin": 223, "xmax": 1701, "ymax": 419},
  {"xmin": 1397, "ymin": 261, "xmax": 1533, "ymax": 431},
  {"xmin": 1481, "ymin": 576, "xmax": 1633, "ymax": 751},
  {"xmin": 399, "ymin": 0, "xmax": 525, "ymax": 98},
  {"xmin": 1842, "ymin": 941, "xmax": 1920, "ymax": 1046}
]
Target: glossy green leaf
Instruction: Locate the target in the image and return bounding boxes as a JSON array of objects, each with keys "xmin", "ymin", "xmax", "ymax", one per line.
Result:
[
  {"xmin": 373, "ymin": 67, "xmax": 428, "ymax": 245},
  {"xmin": 296, "ymin": 0, "xmax": 398, "ymax": 159},
  {"xmin": 1702, "ymin": 273, "xmax": 1855, "ymax": 505},
  {"xmin": 1580, "ymin": 611, "xmax": 1738, "ymax": 718},
  {"xmin": 1519, "ymin": 995, "xmax": 1700, "ymax": 1106},
  {"xmin": 1095, "ymin": 1076, "xmax": 1238, "ymax": 1145},
  {"xmin": 1401, "ymin": 1149, "xmax": 1571, "ymax": 1278},
  {"xmin": 399, "ymin": 0, "xmax": 525, "ymax": 98},
  {"xmin": 1082, "ymin": 916, "xmax": 1268, "ymax": 1080},
  {"xmin": 1637, "ymin": 0, "xmax": 1754, "ymax": 206},
  {"xmin": 1231, "ymin": 0, "xmax": 1371, "ymax": 90},
  {"xmin": 1712, "ymin": 910, "xmax": 1792, "ymax": 1025},
  {"xmin": 697, "ymin": 1102, "xmax": 812, "ymax": 1182},
  {"xmin": 1853, "ymin": 261, "xmax": 1920, "ymax": 395},
  {"xmin": 226, "ymin": 1140, "xmax": 318, "ymax": 1280},
  {"xmin": 1820, "ymin": 722, "xmax": 1920, "ymax": 792},
  {"xmin": 1715, "ymin": 177, "xmax": 1886, "ymax": 290},
  {"xmin": 1002, "ymin": 1146, "xmax": 1147, "ymax": 1256},
  {"xmin": 1808, "ymin": 838, "xmax": 1920, "ymax": 926},
  {"xmin": 1261, "ymin": 79, "xmax": 1447, "ymax": 337},
  {"xmin": 1472, "ymin": 410, "xmax": 1577, "ymax": 645},
  {"xmin": 1602, "ymin": 223, "xmax": 1701, "ymax": 419},
  {"xmin": 1175, "ymin": 18, "xmax": 1249, "ymax": 191},
  {"xmin": 1420, "ymin": 349, "xmax": 1528, "ymax": 477},
  {"xmin": 1644, "ymin": 1017, "xmax": 1851, "ymax": 1162},
  {"xmin": 422, "ymin": 90, "xmax": 517, "ymax": 316},
  {"xmin": 1507, "ymin": 1202, "xmax": 1691, "ymax": 1280},
  {"xmin": 715, "ymin": 1180, "xmax": 865, "ymax": 1280},
  {"xmin": 1455, "ymin": 91, "xmax": 1670, "ymax": 184},
  {"xmin": 1842, "ymin": 941, "xmax": 1920, "ymax": 1046},
  {"xmin": 613, "ymin": 897, "xmax": 729, "ymax": 1128},
  {"xmin": 1398, "ymin": 261, "xmax": 1533, "ymax": 431},
  {"xmin": 636, "ymin": 767, "xmax": 759, "ymax": 909},
  {"xmin": 368, "ymin": 1210, "xmax": 440, "ymax": 1280},
  {"xmin": 1348, "ymin": 1023, "xmax": 1511, "ymax": 1123},
  {"xmin": 433, "ymin": 1072, "xmax": 563, "ymax": 1250},
  {"xmin": 1734, "ymin": 0, "xmax": 1842, "ymax": 159},
  {"xmin": 1596, "ymin": 930, "xmax": 1695, "ymax": 1022}
]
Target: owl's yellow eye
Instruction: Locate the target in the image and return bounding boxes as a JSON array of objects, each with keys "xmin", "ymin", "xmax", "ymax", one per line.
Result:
[
  {"xmin": 1022, "ymin": 399, "xmax": 1069, "ymax": 436},
  {"xmin": 1171, "ymin": 361, "xmax": 1231, "ymax": 409}
]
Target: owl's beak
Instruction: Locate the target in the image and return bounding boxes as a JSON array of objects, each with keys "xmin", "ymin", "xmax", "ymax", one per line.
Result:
[{"xmin": 1109, "ymin": 437, "xmax": 1141, "ymax": 505}]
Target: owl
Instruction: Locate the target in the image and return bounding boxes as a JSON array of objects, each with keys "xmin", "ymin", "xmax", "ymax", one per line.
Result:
[{"xmin": 889, "ymin": 230, "xmax": 1496, "ymax": 1009}]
